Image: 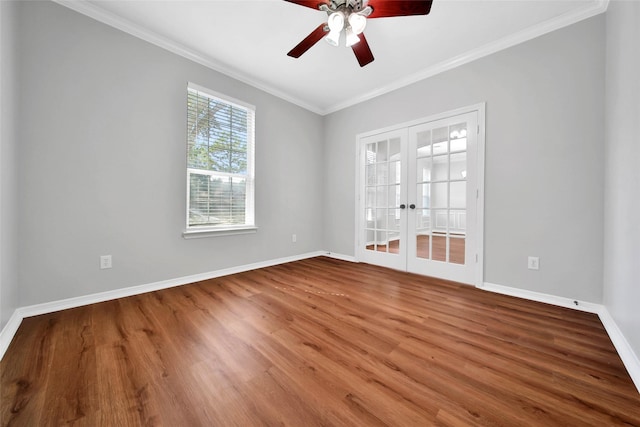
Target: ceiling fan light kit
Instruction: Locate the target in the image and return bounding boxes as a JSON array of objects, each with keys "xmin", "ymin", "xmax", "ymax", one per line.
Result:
[
  {"xmin": 324, "ymin": 8, "xmax": 369, "ymax": 47},
  {"xmin": 286, "ymin": 0, "xmax": 433, "ymax": 67}
]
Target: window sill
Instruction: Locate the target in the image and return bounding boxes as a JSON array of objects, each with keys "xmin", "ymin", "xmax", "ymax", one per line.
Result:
[{"xmin": 182, "ymin": 226, "xmax": 258, "ymax": 239}]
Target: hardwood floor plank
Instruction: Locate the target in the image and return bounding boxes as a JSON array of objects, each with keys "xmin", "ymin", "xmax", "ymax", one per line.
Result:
[
  {"xmin": 41, "ymin": 307, "xmax": 98, "ymax": 426},
  {"xmin": 2, "ymin": 257, "xmax": 639, "ymax": 426},
  {"xmin": 1, "ymin": 316, "xmax": 58, "ymax": 426}
]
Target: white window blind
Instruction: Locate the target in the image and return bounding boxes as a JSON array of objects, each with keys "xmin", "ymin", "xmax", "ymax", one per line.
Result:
[{"xmin": 186, "ymin": 83, "xmax": 255, "ymax": 231}]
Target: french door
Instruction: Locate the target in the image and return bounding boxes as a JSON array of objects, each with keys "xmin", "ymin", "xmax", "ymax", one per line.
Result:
[
  {"xmin": 357, "ymin": 108, "xmax": 483, "ymax": 286},
  {"xmin": 358, "ymin": 129, "xmax": 408, "ymax": 271}
]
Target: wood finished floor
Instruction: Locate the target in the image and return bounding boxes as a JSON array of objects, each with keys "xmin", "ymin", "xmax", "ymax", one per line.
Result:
[{"xmin": 1, "ymin": 257, "xmax": 639, "ymax": 426}]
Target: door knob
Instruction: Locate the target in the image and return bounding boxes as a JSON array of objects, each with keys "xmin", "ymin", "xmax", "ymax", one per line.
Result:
[
  {"xmin": 409, "ymin": 204, "xmax": 416, "ymax": 209},
  {"xmin": 400, "ymin": 204, "xmax": 406, "ymax": 209}
]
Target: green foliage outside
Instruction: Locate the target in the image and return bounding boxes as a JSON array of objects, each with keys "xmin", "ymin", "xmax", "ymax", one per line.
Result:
[{"xmin": 187, "ymin": 93, "xmax": 248, "ymax": 174}]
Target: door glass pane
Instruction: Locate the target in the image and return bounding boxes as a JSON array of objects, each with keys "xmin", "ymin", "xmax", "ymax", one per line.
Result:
[
  {"xmin": 416, "ymin": 183, "xmax": 430, "ymax": 209},
  {"xmin": 376, "ymin": 162, "xmax": 388, "ymax": 185},
  {"xmin": 388, "ymin": 232, "xmax": 400, "ymax": 254},
  {"xmin": 366, "ymin": 187, "xmax": 375, "ymax": 208},
  {"xmin": 449, "ymin": 123, "xmax": 467, "ymax": 152},
  {"xmin": 450, "ymin": 152, "xmax": 466, "ymax": 180},
  {"xmin": 389, "ymin": 138, "xmax": 401, "ymax": 159},
  {"xmin": 376, "ymin": 231, "xmax": 387, "ymax": 252},
  {"xmin": 366, "ymin": 143, "xmax": 377, "ymax": 164},
  {"xmin": 450, "ymin": 209, "xmax": 466, "ymax": 233},
  {"xmin": 416, "ymin": 209, "xmax": 431, "ymax": 231},
  {"xmin": 416, "ymin": 206, "xmax": 431, "ymax": 260},
  {"xmin": 365, "ymin": 208, "xmax": 375, "ymax": 228},
  {"xmin": 393, "ymin": 210, "xmax": 401, "ymax": 232},
  {"xmin": 450, "ymin": 181, "xmax": 466, "ymax": 209},
  {"xmin": 416, "ymin": 158, "xmax": 431, "ymax": 182},
  {"xmin": 432, "ymin": 234, "xmax": 447, "ymax": 262},
  {"xmin": 377, "ymin": 140, "xmax": 388, "ymax": 162},
  {"xmin": 376, "ymin": 186, "xmax": 385, "ymax": 207},
  {"xmin": 377, "ymin": 209, "xmax": 387, "ymax": 230},
  {"xmin": 431, "ymin": 183, "xmax": 448, "ymax": 208},
  {"xmin": 432, "ymin": 127, "xmax": 448, "ymax": 154},
  {"xmin": 366, "ymin": 164, "xmax": 376, "ymax": 185},
  {"xmin": 390, "ymin": 160, "xmax": 401, "ymax": 184},
  {"xmin": 450, "ymin": 137, "xmax": 467, "ymax": 153},
  {"xmin": 389, "ymin": 209, "xmax": 400, "ymax": 231},
  {"xmin": 432, "ymin": 155, "xmax": 448, "ymax": 181},
  {"xmin": 388, "ymin": 185, "xmax": 399, "ymax": 208},
  {"xmin": 416, "ymin": 131, "xmax": 431, "ymax": 156},
  {"xmin": 449, "ymin": 236, "xmax": 465, "ymax": 264},
  {"xmin": 416, "ymin": 233, "xmax": 430, "ymax": 259},
  {"xmin": 365, "ymin": 229, "xmax": 375, "ymax": 252},
  {"xmin": 433, "ymin": 209, "xmax": 448, "ymax": 232}
]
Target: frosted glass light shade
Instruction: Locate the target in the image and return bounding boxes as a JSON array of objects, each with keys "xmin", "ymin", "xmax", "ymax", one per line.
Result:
[
  {"xmin": 328, "ymin": 12, "xmax": 345, "ymax": 32},
  {"xmin": 345, "ymin": 27, "xmax": 360, "ymax": 47},
  {"xmin": 325, "ymin": 30, "xmax": 341, "ymax": 46},
  {"xmin": 349, "ymin": 13, "xmax": 367, "ymax": 34}
]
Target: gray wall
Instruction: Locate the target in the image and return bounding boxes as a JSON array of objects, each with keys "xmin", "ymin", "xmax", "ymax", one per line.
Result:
[
  {"xmin": 603, "ymin": 0, "xmax": 640, "ymax": 360},
  {"xmin": 14, "ymin": 1, "xmax": 324, "ymax": 307},
  {"xmin": 324, "ymin": 16, "xmax": 605, "ymax": 303},
  {"xmin": 1, "ymin": 1, "xmax": 20, "ymax": 329}
]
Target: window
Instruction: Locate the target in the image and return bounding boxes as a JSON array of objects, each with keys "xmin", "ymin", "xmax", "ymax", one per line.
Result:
[{"xmin": 185, "ymin": 83, "xmax": 255, "ymax": 236}]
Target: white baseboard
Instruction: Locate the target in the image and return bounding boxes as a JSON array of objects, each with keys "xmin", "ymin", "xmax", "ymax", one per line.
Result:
[
  {"xmin": 0, "ymin": 250, "xmax": 325, "ymax": 360},
  {"xmin": 480, "ymin": 281, "xmax": 602, "ymax": 313},
  {"xmin": 324, "ymin": 252, "xmax": 357, "ymax": 263},
  {"xmin": 596, "ymin": 306, "xmax": 640, "ymax": 393},
  {"xmin": 0, "ymin": 310, "xmax": 23, "ymax": 361},
  {"xmin": 481, "ymin": 281, "xmax": 640, "ymax": 394}
]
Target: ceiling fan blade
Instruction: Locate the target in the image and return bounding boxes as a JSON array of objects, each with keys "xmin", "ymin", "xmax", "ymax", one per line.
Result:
[
  {"xmin": 287, "ymin": 23, "xmax": 328, "ymax": 58},
  {"xmin": 367, "ymin": 0, "xmax": 433, "ymax": 19},
  {"xmin": 351, "ymin": 33, "xmax": 374, "ymax": 67},
  {"xmin": 283, "ymin": 0, "xmax": 331, "ymax": 11}
]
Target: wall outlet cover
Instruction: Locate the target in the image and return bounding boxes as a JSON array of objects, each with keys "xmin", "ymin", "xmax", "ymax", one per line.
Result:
[{"xmin": 100, "ymin": 255, "xmax": 112, "ymax": 269}]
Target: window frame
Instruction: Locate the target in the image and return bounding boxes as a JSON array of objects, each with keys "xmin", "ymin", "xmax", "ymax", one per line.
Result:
[{"xmin": 183, "ymin": 82, "xmax": 257, "ymax": 239}]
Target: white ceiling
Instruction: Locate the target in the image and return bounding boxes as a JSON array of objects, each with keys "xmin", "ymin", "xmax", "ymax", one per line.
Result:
[{"xmin": 56, "ymin": 0, "xmax": 607, "ymax": 115}]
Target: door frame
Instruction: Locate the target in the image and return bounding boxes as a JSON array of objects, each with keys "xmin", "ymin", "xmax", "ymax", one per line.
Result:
[{"xmin": 354, "ymin": 103, "xmax": 486, "ymax": 287}]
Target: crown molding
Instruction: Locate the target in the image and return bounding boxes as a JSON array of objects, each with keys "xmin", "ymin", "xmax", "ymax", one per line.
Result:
[
  {"xmin": 321, "ymin": 0, "xmax": 610, "ymax": 115},
  {"xmin": 51, "ymin": 0, "xmax": 324, "ymax": 115},
  {"xmin": 53, "ymin": 0, "xmax": 608, "ymax": 116}
]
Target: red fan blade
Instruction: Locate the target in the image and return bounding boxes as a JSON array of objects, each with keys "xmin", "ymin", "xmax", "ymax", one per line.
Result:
[
  {"xmin": 351, "ymin": 33, "xmax": 374, "ymax": 67},
  {"xmin": 287, "ymin": 23, "xmax": 328, "ymax": 58},
  {"xmin": 367, "ymin": 0, "xmax": 433, "ymax": 19},
  {"xmin": 283, "ymin": 0, "xmax": 331, "ymax": 11}
]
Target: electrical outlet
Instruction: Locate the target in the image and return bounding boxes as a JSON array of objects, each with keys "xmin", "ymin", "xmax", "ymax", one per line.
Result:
[
  {"xmin": 528, "ymin": 256, "xmax": 539, "ymax": 270},
  {"xmin": 292, "ymin": 234, "xmax": 297, "ymax": 243},
  {"xmin": 100, "ymin": 255, "xmax": 112, "ymax": 269}
]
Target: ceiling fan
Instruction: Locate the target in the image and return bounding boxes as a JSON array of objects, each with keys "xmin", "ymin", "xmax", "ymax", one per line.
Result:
[{"xmin": 285, "ymin": 0, "xmax": 434, "ymax": 67}]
